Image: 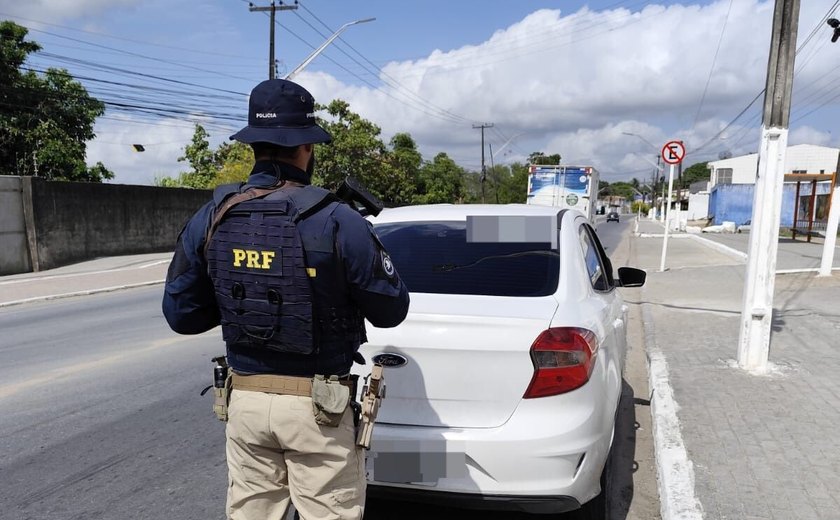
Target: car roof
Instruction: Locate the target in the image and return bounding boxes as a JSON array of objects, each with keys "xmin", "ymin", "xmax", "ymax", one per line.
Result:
[{"xmin": 369, "ymin": 204, "xmax": 565, "ymax": 224}]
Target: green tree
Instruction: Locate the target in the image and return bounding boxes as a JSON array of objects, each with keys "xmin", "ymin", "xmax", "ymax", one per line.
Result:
[
  {"xmin": 381, "ymin": 132, "xmax": 420, "ymax": 206},
  {"xmin": 483, "ymin": 162, "xmax": 529, "ymax": 204},
  {"xmin": 680, "ymin": 161, "xmax": 710, "ymax": 188},
  {"xmin": 314, "ymin": 101, "xmax": 385, "ymax": 188},
  {"xmin": 528, "ymin": 152, "xmax": 562, "ymax": 165},
  {"xmin": 606, "ymin": 181, "xmax": 635, "ymax": 200},
  {"xmin": 213, "ymin": 140, "xmax": 253, "ymax": 186},
  {"xmin": 0, "ymin": 21, "xmax": 107, "ymax": 181},
  {"xmin": 82, "ymin": 161, "xmax": 115, "ymax": 183},
  {"xmin": 415, "ymin": 153, "xmax": 466, "ymax": 204},
  {"xmin": 176, "ymin": 124, "xmax": 216, "ymax": 188}
]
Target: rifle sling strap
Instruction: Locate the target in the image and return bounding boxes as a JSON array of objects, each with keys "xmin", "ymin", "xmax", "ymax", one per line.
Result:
[{"xmin": 203, "ymin": 181, "xmax": 302, "ymax": 258}]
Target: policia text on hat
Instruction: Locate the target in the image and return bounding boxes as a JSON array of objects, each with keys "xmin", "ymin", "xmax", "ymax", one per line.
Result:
[{"xmin": 162, "ymin": 78, "xmax": 410, "ymax": 520}]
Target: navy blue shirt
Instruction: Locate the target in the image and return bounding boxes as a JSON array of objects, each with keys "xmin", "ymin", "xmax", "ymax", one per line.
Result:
[{"xmin": 162, "ymin": 161, "xmax": 410, "ymax": 375}]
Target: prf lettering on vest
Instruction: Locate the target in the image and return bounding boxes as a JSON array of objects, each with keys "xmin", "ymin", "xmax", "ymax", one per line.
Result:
[{"xmin": 232, "ymin": 248, "xmax": 276, "ymax": 269}]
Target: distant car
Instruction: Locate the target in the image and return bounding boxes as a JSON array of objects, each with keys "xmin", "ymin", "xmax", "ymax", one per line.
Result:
[
  {"xmin": 606, "ymin": 211, "xmax": 620, "ymax": 222},
  {"xmin": 737, "ymin": 220, "xmax": 751, "ymax": 233},
  {"xmin": 357, "ymin": 204, "xmax": 647, "ymax": 518}
]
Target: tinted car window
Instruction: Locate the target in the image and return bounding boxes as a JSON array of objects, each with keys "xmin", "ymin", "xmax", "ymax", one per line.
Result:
[
  {"xmin": 578, "ymin": 225, "xmax": 610, "ymax": 291},
  {"xmin": 374, "ymin": 221, "xmax": 559, "ymax": 297}
]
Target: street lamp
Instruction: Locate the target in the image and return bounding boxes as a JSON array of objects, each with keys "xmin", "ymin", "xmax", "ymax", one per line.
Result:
[
  {"xmin": 492, "ymin": 132, "xmax": 524, "ymax": 160},
  {"xmin": 622, "ymin": 131, "xmax": 659, "ymax": 153},
  {"xmin": 285, "ymin": 18, "xmax": 376, "ymax": 80},
  {"xmin": 633, "ymin": 153, "xmax": 664, "ymax": 172}
]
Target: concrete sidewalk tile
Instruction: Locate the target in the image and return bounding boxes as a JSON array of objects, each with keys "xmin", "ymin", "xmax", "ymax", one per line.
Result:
[
  {"xmin": 638, "ymin": 238, "xmax": 840, "ymax": 519},
  {"xmin": 735, "ymin": 486, "xmax": 772, "ymax": 518},
  {"xmin": 785, "ymin": 489, "xmax": 821, "ymax": 519}
]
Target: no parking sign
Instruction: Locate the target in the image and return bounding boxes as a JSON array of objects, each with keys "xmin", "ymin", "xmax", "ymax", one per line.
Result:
[{"xmin": 661, "ymin": 141, "xmax": 686, "ymax": 165}]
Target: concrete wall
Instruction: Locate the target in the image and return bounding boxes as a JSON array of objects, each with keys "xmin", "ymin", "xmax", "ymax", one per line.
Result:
[
  {"xmin": 0, "ymin": 177, "xmax": 31, "ymax": 275},
  {"xmin": 687, "ymin": 192, "xmax": 710, "ymax": 221},
  {"xmin": 0, "ymin": 176, "xmax": 211, "ymax": 274}
]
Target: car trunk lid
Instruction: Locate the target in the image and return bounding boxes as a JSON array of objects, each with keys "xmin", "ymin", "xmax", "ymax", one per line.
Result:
[{"xmin": 356, "ymin": 293, "xmax": 558, "ymax": 428}]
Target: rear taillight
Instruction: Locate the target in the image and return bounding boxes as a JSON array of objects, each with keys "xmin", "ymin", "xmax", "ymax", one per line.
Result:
[{"xmin": 523, "ymin": 327, "xmax": 599, "ymax": 398}]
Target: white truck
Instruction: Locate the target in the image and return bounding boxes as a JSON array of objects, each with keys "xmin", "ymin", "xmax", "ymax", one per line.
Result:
[{"xmin": 526, "ymin": 164, "xmax": 600, "ymax": 224}]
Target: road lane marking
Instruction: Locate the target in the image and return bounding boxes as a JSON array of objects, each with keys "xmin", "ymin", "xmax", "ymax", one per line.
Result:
[
  {"xmin": 0, "ymin": 333, "xmax": 214, "ymax": 400},
  {"xmin": 0, "ymin": 280, "xmax": 165, "ymax": 308},
  {"xmin": 0, "ymin": 259, "xmax": 170, "ymax": 286}
]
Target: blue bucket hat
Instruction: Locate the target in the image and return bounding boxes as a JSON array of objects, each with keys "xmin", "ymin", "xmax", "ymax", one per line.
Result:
[{"xmin": 230, "ymin": 79, "xmax": 332, "ymax": 147}]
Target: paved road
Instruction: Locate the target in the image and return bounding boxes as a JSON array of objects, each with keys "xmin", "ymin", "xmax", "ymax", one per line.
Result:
[
  {"xmin": 0, "ymin": 216, "xmax": 656, "ymax": 520},
  {"xmin": 0, "ymin": 287, "xmax": 228, "ymax": 520}
]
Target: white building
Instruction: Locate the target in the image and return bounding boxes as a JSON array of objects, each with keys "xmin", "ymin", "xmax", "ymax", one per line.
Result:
[{"xmin": 707, "ymin": 144, "xmax": 839, "ymax": 188}]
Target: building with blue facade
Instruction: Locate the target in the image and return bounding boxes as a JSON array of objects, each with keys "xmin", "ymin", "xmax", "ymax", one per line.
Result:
[{"xmin": 703, "ymin": 144, "xmax": 838, "ymax": 231}]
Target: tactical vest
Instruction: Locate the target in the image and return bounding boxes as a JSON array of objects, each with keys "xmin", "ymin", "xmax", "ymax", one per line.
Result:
[{"xmin": 204, "ymin": 182, "xmax": 365, "ymax": 359}]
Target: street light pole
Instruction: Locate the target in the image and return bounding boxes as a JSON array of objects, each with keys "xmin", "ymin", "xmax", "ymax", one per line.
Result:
[
  {"xmin": 285, "ymin": 18, "xmax": 376, "ymax": 81},
  {"xmin": 622, "ymin": 131, "xmax": 659, "ymax": 152}
]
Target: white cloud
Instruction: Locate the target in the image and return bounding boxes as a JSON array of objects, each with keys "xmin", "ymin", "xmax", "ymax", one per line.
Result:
[
  {"xmin": 292, "ymin": 0, "xmax": 838, "ymax": 181},
  {"xmin": 789, "ymin": 126, "xmax": 833, "ymax": 147},
  {"xmin": 87, "ymin": 115, "xmax": 210, "ymax": 186},
  {"xmin": 40, "ymin": 0, "xmax": 835, "ymax": 185}
]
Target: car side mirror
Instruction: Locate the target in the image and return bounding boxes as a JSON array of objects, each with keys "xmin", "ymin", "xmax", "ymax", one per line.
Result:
[{"xmin": 616, "ymin": 267, "xmax": 646, "ymax": 287}]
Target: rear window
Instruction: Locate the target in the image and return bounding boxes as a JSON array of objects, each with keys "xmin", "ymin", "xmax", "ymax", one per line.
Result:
[{"xmin": 374, "ymin": 221, "xmax": 559, "ymax": 297}]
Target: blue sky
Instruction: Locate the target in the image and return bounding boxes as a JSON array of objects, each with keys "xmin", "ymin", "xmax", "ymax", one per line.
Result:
[{"xmin": 2, "ymin": 0, "xmax": 839, "ymax": 185}]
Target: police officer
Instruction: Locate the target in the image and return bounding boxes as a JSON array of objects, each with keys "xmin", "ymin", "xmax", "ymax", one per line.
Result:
[{"xmin": 162, "ymin": 78, "xmax": 410, "ymax": 520}]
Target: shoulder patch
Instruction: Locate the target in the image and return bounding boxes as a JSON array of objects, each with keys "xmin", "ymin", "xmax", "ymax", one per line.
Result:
[{"xmin": 381, "ymin": 251, "xmax": 396, "ymax": 278}]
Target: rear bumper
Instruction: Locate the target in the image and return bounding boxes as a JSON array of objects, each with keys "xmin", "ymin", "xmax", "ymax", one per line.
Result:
[
  {"xmin": 367, "ymin": 485, "xmax": 581, "ymax": 514},
  {"xmin": 364, "ymin": 374, "xmax": 615, "ymax": 506}
]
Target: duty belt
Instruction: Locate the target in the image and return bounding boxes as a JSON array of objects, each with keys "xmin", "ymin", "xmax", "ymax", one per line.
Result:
[{"xmin": 231, "ymin": 372, "xmax": 354, "ymax": 397}]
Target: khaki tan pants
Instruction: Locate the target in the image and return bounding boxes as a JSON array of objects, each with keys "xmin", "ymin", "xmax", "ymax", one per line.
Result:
[{"xmin": 225, "ymin": 388, "xmax": 365, "ymax": 520}]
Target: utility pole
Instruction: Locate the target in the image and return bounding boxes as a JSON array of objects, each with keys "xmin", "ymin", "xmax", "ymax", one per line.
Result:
[
  {"xmin": 473, "ymin": 123, "xmax": 494, "ymax": 203},
  {"xmin": 818, "ymin": 152, "xmax": 840, "ymax": 276},
  {"xmin": 249, "ymin": 1, "xmax": 298, "ymax": 80},
  {"xmin": 653, "ymin": 154, "xmax": 661, "ymax": 216},
  {"xmin": 737, "ymin": 0, "xmax": 800, "ymax": 373}
]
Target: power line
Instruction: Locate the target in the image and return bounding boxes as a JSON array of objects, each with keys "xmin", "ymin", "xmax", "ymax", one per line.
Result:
[
  {"xmin": 25, "ymin": 27, "xmax": 257, "ymax": 83},
  {"xmin": 0, "ymin": 11, "xmax": 264, "ymax": 60},
  {"xmin": 689, "ymin": 1, "xmax": 840, "ymax": 158},
  {"xmin": 690, "ymin": 0, "xmax": 734, "ymax": 131}
]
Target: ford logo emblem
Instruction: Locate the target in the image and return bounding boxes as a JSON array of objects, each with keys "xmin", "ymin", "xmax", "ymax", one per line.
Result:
[{"xmin": 371, "ymin": 353, "xmax": 408, "ymax": 368}]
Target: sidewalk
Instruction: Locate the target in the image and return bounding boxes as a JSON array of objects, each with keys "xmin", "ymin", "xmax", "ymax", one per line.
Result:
[
  {"xmin": 0, "ymin": 252, "xmax": 171, "ymax": 307},
  {"xmin": 632, "ymin": 219, "xmax": 840, "ymax": 519}
]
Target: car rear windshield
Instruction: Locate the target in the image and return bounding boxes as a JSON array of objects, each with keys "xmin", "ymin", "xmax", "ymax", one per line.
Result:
[{"xmin": 374, "ymin": 221, "xmax": 559, "ymax": 297}]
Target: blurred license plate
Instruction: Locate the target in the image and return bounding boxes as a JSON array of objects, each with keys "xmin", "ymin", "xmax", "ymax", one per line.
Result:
[{"xmin": 366, "ymin": 440, "xmax": 466, "ymax": 484}]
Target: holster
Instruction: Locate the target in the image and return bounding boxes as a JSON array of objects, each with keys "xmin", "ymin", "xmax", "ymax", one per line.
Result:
[
  {"xmin": 356, "ymin": 364, "xmax": 385, "ymax": 449},
  {"xmin": 213, "ymin": 373, "xmax": 233, "ymax": 422},
  {"xmin": 212, "ymin": 356, "xmax": 233, "ymax": 422}
]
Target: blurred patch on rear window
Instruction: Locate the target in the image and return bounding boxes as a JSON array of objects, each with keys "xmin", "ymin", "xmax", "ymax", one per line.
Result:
[
  {"xmin": 374, "ymin": 221, "xmax": 559, "ymax": 297},
  {"xmin": 466, "ymin": 215, "xmax": 557, "ymax": 247}
]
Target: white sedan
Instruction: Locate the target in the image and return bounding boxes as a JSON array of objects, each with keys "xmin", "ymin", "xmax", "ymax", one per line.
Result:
[{"xmin": 356, "ymin": 204, "xmax": 646, "ymax": 518}]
